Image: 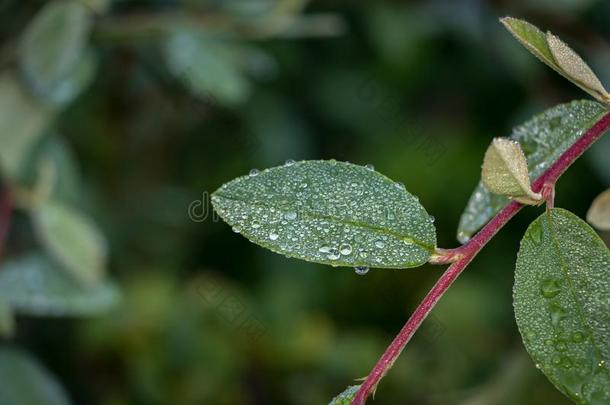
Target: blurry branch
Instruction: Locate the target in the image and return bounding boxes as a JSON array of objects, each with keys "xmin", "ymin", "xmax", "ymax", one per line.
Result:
[
  {"xmin": 0, "ymin": 184, "xmax": 12, "ymax": 258},
  {"xmin": 93, "ymin": 11, "xmax": 346, "ymax": 42}
]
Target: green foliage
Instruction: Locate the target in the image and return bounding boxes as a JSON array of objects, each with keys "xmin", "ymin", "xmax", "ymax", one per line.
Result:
[
  {"xmin": 0, "ymin": 254, "xmax": 119, "ymax": 317},
  {"xmin": 458, "ymin": 100, "xmax": 606, "ymax": 243},
  {"xmin": 329, "ymin": 385, "xmax": 360, "ymax": 404},
  {"xmin": 212, "ymin": 160, "xmax": 436, "ymax": 269},
  {"xmin": 514, "ymin": 209, "xmax": 610, "ymax": 404},
  {"xmin": 0, "ymin": 347, "xmax": 71, "ymax": 405}
]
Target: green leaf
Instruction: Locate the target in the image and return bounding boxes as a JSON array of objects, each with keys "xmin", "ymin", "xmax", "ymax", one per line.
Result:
[
  {"xmin": 0, "ymin": 72, "xmax": 54, "ymax": 180},
  {"xmin": 501, "ymin": 17, "xmax": 610, "ymax": 104},
  {"xmin": 0, "ymin": 347, "xmax": 71, "ymax": 405},
  {"xmin": 0, "ymin": 253, "xmax": 119, "ymax": 317},
  {"xmin": 329, "ymin": 385, "xmax": 360, "ymax": 405},
  {"xmin": 212, "ymin": 160, "xmax": 436, "ymax": 269},
  {"xmin": 587, "ymin": 189, "xmax": 610, "ymax": 231},
  {"xmin": 33, "ymin": 200, "xmax": 107, "ymax": 286},
  {"xmin": 514, "ymin": 208, "xmax": 610, "ymax": 404},
  {"xmin": 457, "ymin": 99, "xmax": 607, "ymax": 243},
  {"xmin": 163, "ymin": 31, "xmax": 251, "ymax": 106},
  {"xmin": 19, "ymin": 0, "xmax": 92, "ymax": 105}
]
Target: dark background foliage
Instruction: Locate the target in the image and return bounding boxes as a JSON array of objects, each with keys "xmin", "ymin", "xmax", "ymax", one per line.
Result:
[{"xmin": 1, "ymin": 0, "xmax": 609, "ymax": 404}]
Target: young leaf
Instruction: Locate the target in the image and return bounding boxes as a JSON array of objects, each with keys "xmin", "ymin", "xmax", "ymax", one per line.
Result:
[
  {"xmin": 514, "ymin": 208, "xmax": 610, "ymax": 404},
  {"xmin": 587, "ymin": 188, "xmax": 610, "ymax": 231},
  {"xmin": 0, "ymin": 254, "xmax": 119, "ymax": 317},
  {"xmin": 33, "ymin": 200, "xmax": 108, "ymax": 286},
  {"xmin": 212, "ymin": 160, "xmax": 437, "ymax": 269},
  {"xmin": 19, "ymin": 0, "xmax": 93, "ymax": 105},
  {"xmin": 329, "ymin": 385, "xmax": 360, "ymax": 405},
  {"xmin": 458, "ymin": 100, "xmax": 606, "ymax": 243},
  {"xmin": 0, "ymin": 347, "xmax": 71, "ymax": 405},
  {"xmin": 501, "ymin": 17, "xmax": 610, "ymax": 104},
  {"xmin": 481, "ymin": 138, "xmax": 542, "ymax": 205},
  {"xmin": 546, "ymin": 33, "xmax": 610, "ymax": 104}
]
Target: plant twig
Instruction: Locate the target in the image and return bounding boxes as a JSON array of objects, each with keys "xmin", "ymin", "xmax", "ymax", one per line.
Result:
[
  {"xmin": 352, "ymin": 110, "xmax": 610, "ymax": 405},
  {"xmin": 0, "ymin": 184, "xmax": 12, "ymax": 258}
]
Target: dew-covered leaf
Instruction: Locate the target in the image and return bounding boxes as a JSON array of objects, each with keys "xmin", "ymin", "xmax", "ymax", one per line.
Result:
[
  {"xmin": 0, "ymin": 347, "xmax": 71, "ymax": 405},
  {"xmin": 514, "ymin": 208, "xmax": 610, "ymax": 404},
  {"xmin": 502, "ymin": 17, "xmax": 610, "ymax": 104},
  {"xmin": 329, "ymin": 385, "xmax": 360, "ymax": 405},
  {"xmin": 457, "ymin": 100, "xmax": 607, "ymax": 243},
  {"xmin": 19, "ymin": 0, "xmax": 93, "ymax": 105},
  {"xmin": 163, "ymin": 31, "xmax": 251, "ymax": 106},
  {"xmin": 0, "ymin": 72, "xmax": 54, "ymax": 180},
  {"xmin": 0, "ymin": 253, "xmax": 119, "ymax": 317},
  {"xmin": 481, "ymin": 138, "xmax": 541, "ymax": 205},
  {"xmin": 212, "ymin": 160, "xmax": 436, "ymax": 269},
  {"xmin": 587, "ymin": 189, "xmax": 610, "ymax": 231},
  {"xmin": 546, "ymin": 32, "xmax": 610, "ymax": 104},
  {"xmin": 33, "ymin": 200, "xmax": 107, "ymax": 286}
]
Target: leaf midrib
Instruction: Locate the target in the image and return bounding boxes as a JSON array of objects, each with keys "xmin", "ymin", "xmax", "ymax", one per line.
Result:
[{"xmin": 213, "ymin": 192, "xmax": 435, "ymax": 253}]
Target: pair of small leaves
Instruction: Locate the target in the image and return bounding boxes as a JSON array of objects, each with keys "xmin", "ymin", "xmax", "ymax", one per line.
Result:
[
  {"xmin": 212, "ymin": 160, "xmax": 437, "ymax": 270},
  {"xmin": 502, "ymin": 17, "xmax": 610, "ymax": 105},
  {"xmin": 515, "ymin": 208, "xmax": 610, "ymax": 404},
  {"xmin": 458, "ymin": 99, "xmax": 607, "ymax": 243},
  {"xmin": 481, "ymin": 138, "xmax": 542, "ymax": 205},
  {"xmin": 587, "ymin": 189, "xmax": 610, "ymax": 231}
]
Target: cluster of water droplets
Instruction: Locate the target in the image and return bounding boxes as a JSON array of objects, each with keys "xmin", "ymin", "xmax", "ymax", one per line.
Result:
[{"xmin": 212, "ymin": 160, "xmax": 436, "ymax": 270}]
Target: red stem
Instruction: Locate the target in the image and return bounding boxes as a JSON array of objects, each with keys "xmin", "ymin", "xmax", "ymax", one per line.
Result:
[{"xmin": 352, "ymin": 110, "xmax": 610, "ymax": 404}]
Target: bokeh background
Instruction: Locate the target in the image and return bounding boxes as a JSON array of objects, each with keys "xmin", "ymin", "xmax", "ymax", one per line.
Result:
[{"xmin": 1, "ymin": 0, "xmax": 609, "ymax": 404}]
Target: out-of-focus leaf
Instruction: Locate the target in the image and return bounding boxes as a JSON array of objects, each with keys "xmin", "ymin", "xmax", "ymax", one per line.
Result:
[
  {"xmin": 0, "ymin": 254, "xmax": 119, "ymax": 317},
  {"xmin": 0, "ymin": 300, "xmax": 14, "ymax": 337},
  {"xmin": 514, "ymin": 209, "xmax": 610, "ymax": 404},
  {"xmin": 588, "ymin": 134, "xmax": 610, "ymax": 186},
  {"xmin": 458, "ymin": 100, "xmax": 607, "ymax": 243},
  {"xmin": 163, "ymin": 31, "xmax": 251, "ymax": 106},
  {"xmin": 501, "ymin": 17, "xmax": 610, "ymax": 104},
  {"xmin": 33, "ymin": 200, "xmax": 107, "ymax": 286},
  {"xmin": 212, "ymin": 160, "xmax": 436, "ymax": 269},
  {"xmin": 329, "ymin": 385, "xmax": 360, "ymax": 405},
  {"xmin": 0, "ymin": 72, "xmax": 54, "ymax": 180},
  {"xmin": 0, "ymin": 347, "xmax": 71, "ymax": 405},
  {"xmin": 19, "ymin": 0, "xmax": 93, "ymax": 105},
  {"xmin": 481, "ymin": 138, "xmax": 541, "ymax": 205},
  {"xmin": 587, "ymin": 189, "xmax": 610, "ymax": 231}
]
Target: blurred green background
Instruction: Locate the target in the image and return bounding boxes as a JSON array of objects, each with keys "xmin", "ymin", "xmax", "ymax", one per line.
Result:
[{"xmin": 1, "ymin": 0, "xmax": 609, "ymax": 404}]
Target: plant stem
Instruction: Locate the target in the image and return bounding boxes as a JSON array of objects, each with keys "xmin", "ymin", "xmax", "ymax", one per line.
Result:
[
  {"xmin": 0, "ymin": 185, "xmax": 12, "ymax": 258},
  {"xmin": 352, "ymin": 110, "xmax": 610, "ymax": 405}
]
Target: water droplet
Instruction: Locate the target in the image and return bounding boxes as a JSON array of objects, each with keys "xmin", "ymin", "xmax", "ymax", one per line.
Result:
[
  {"xmin": 555, "ymin": 341, "xmax": 567, "ymax": 352},
  {"xmin": 285, "ymin": 159, "xmax": 295, "ymax": 166},
  {"xmin": 429, "ymin": 216, "xmax": 435, "ymax": 223},
  {"xmin": 394, "ymin": 182, "xmax": 405, "ymax": 190},
  {"xmin": 354, "ymin": 266, "xmax": 369, "ymax": 275},
  {"xmin": 269, "ymin": 232, "xmax": 279, "ymax": 241},
  {"xmin": 549, "ymin": 303, "xmax": 567, "ymax": 327},
  {"xmin": 284, "ymin": 211, "xmax": 297, "ymax": 221},
  {"xmin": 327, "ymin": 248, "xmax": 340, "ymax": 260},
  {"xmin": 232, "ymin": 226, "xmax": 240, "ymax": 233},
  {"xmin": 572, "ymin": 332, "xmax": 585, "ymax": 343},
  {"xmin": 457, "ymin": 231, "xmax": 471, "ymax": 244},
  {"xmin": 251, "ymin": 221, "xmax": 261, "ymax": 229},
  {"xmin": 552, "ymin": 355, "xmax": 562, "ymax": 365},
  {"xmin": 249, "ymin": 168, "xmax": 260, "ymax": 177},
  {"xmin": 374, "ymin": 240, "xmax": 385, "ymax": 249},
  {"xmin": 540, "ymin": 279, "xmax": 561, "ymax": 298},
  {"xmin": 365, "ymin": 164, "xmax": 375, "ymax": 171},
  {"xmin": 530, "ymin": 224, "xmax": 542, "ymax": 244},
  {"xmin": 318, "ymin": 245, "xmax": 331, "ymax": 253},
  {"xmin": 339, "ymin": 243, "xmax": 353, "ymax": 255}
]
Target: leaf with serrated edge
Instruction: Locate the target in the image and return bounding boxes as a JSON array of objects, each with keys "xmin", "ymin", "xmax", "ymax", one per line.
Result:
[
  {"xmin": 587, "ymin": 189, "xmax": 610, "ymax": 231},
  {"xmin": 482, "ymin": 138, "xmax": 542, "ymax": 205},
  {"xmin": 329, "ymin": 385, "xmax": 360, "ymax": 405},
  {"xmin": 514, "ymin": 208, "xmax": 610, "ymax": 404},
  {"xmin": 0, "ymin": 253, "xmax": 119, "ymax": 317},
  {"xmin": 0, "ymin": 347, "xmax": 71, "ymax": 405},
  {"xmin": 212, "ymin": 160, "xmax": 436, "ymax": 269},
  {"xmin": 547, "ymin": 32, "xmax": 610, "ymax": 104},
  {"xmin": 458, "ymin": 100, "xmax": 607, "ymax": 243}
]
